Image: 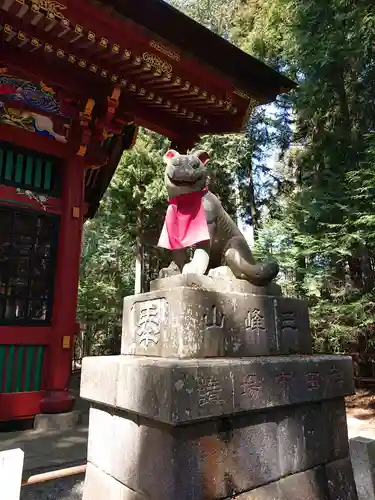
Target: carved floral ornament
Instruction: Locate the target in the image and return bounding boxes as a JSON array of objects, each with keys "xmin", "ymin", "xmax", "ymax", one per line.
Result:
[
  {"xmin": 142, "ymin": 52, "xmax": 173, "ymax": 77},
  {"xmin": 149, "ymin": 40, "xmax": 180, "ymax": 62},
  {"xmin": 29, "ymin": 0, "xmax": 68, "ymax": 21}
]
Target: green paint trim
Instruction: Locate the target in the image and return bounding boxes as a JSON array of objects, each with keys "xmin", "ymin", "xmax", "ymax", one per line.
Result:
[
  {"xmin": 34, "ymin": 159, "xmax": 43, "ymax": 189},
  {"xmin": 0, "ymin": 149, "xmax": 4, "ymax": 178},
  {"xmin": 0, "ymin": 346, "xmax": 5, "ymax": 392},
  {"xmin": 24, "ymin": 346, "xmax": 34, "ymax": 392},
  {"xmin": 25, "ymin": 156, "xmax": 33, "ymax": 186},
  {"xmin": 15, "ymin": 154, "xmax": 23, "ymax": 184},
  {"xmin": 34, "ymin": 346, "xmax": 44, "ymax": 391},
  {"xmin": 0, "ymin": 198, "xmax": 37, "ymax": 210},
  {"xmin": 44, "ymin": 161, "xmax": 52, "ymax": 191},
  {"xmin": 15, "ymin": 346, "xmax": 25, "ymax": 393},
  {"xmin": 5, "ymin": 150, "xmax": 14, "ymax": 180},
  {"xmin": 5, "ymin": 345, "xmax": 15, "ymax": 393}
]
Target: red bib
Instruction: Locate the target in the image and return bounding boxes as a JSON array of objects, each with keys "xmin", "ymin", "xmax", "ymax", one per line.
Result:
[{"xmin": 158, "ymin": 189, "xmax": 210, "ymax": 250}]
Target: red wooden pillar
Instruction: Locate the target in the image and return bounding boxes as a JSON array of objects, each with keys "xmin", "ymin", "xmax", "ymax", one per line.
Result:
[{"xmin": 40, "ymin": 156, "xmax": 85, "ymax": 413}]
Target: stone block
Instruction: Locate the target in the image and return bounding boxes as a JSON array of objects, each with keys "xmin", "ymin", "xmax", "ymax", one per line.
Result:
[
  {"xmin": 80, "ymin": 355, "xmax": 119, "ymax": 407},
  {"xmin": 324, "ymin": 399, "xmax": 349, "ymax": 460},
  {"xmin": 80, "ymin": 355, "xmax": 354, "ymax": 424},
  {"xmin": 234, "ymin": 467, "xmax": 328, "ymax": 500},
  {"xmin": 86, "ymin": 401, "xmax": 350, "ymax": 500},
  {"xmin": 232, "ymin": 355, "xmax": 354, "ymax": 415},
  {"xmin": 276, "ymin": 297, "xmax": 312, "ymax": 354},
  {"xmin": 278, "ymin": 467, "xmax": 328, "ymax": 500},
  {"xmin": 87, "ymin": 407, "xmax": 115, "ymax": 475},
  {"xmin": 34, "ymin": 411, "xmax": 81, "ymax": 432},
  {"xmin": 83, "ymin": 462, "xmax": 148, "ymax": 500},
  {"xmin": 349, "ymin": 436, "xmax": 375, "ymax": 500},
  {"xmin": 277, "ymin": 399, "xmax": 349, "ymax": 475},
  {"xmin": 150, "ymin": 271, "xmax": 282, "ymax": 295},
  {"xmin": 278, "ymin": 403, "xmax": 328, "ymax": 474},
  {"xmin": 325, "ymin": 458, "xmax": 358, "ymax": 500},
  {"xmin": 115, "ymin": 357, "xmax": 173, "ymax": 423},
  {"xmin": 0, "ymin": 448, "xmax": 24, "ymax": 500},
  {"xmin": 121, "ymin": 286, "xmax": 312, "ymax": 358},
  {"xmin": 228, "ymin": 413, "xmax": 280, "ymax": 492}
]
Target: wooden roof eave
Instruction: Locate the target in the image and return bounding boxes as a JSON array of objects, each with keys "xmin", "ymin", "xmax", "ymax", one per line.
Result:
[{"xmin": 99, "ymin": 0, "xmax": 296, "ymax": 100}]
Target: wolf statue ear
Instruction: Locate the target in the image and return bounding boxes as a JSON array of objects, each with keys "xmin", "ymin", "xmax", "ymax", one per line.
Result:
[
  {"xmin": 163, "ymin": 150, "xmax": 180, "ymax": 163},
  {"xmin": 192, "ymin": 149, "xmax": 210, "ymax": 166}
]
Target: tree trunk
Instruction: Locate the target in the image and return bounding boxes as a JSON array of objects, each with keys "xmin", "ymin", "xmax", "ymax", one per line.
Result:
[
  {"xmin": 295, "ymin": 254, "xmax": 307, "ymax": 297},
  {"xmin": 134, "ymin": 203, "xmax": 144, "ymax": 294}
]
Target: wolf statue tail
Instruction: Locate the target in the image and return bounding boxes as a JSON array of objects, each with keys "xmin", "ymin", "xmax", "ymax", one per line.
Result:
[{"xmin": 225, "ymin": 237, "xmax": 279, "ymax": 286}]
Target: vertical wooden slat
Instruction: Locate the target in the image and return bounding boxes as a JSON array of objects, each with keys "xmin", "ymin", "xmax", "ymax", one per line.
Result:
[
  {"xmin": 33, "ymin": 346, "xmax": 44, "ymax": 391},
  {"xmin": 14, "ymin": 154, "xmax": 23, "ymax": 184},
  {"xmin": 14, "ymin": 346, "xmax": 24, "ymax": 393},
  {"xmin": 23, "ymin": 346, "xmax": 34, "ymax": 392},
  {"xmin": 4, "ymin": 345, "xmax": 15, "ymax": 393},
  {"xmin": 4, "ymin": 150, "xmax": 14, "ymax": 180},
  {"xmin": 0, "ymin": 346, "xmax": 6, "ymax": 392},
  {"xmin": 44, "ymin": 160, "xmax": 52, "ymax": 191},
  {"xmin": 34, "ymin": 158, "xmax": 43, "ymax": 189},
  {"xmin": 25, "ymin": 156, "xmax": 33, "ymax": 186}
]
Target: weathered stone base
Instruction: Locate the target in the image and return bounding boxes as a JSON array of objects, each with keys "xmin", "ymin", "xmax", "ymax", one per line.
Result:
[
  {"xmin": 122, "ymin": 286, "xmax": 311, "ymax": 358},
  {"xmin": 81, "ymin": 354, "xmax": 354, "ymax": 424},
  {"xmin": 238, "ymin": 459, "xmax": 357, "ymax": 500},
  {"xmin": 33, "ymin": 410, "xmax": 81, "ymax": 432},
  {"xmin": 84, "ymin": 460, "xmax": 357, "ymax": 500},
  {"xmin": 83, "ymin": 397, "xmax": 356, "ymax": 500}
]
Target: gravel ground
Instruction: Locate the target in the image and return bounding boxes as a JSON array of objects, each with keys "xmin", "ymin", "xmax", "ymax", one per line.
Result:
[{"xmin": 21, "ymin": 475, "xmax": 84, "ymax": 500}]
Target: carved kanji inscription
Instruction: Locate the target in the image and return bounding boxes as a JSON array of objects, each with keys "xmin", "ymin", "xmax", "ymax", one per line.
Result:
[
  {"xmin": 280, "ymin": 311, "xmax": 298, "ymax": 334},
  {"xmin": 204, "ymin": 305, "xmax": 225, "ymax": 329},
  {"xmin": 245, "ymin": 308, "xmax": 266, "ymax": 336},
  {"xmin": 276, "ymin": 371, "xmax": 293, "ymax": 391},
  {"xmin": 241, "ymin": 373, "xmax": 262, "ymax": 399},
  {"xmin": 306, "ymin": 372, "xmax": 320, "ymax": 391},
  {"xmin": 197, "ymin": 376, "xmax": 225, "ymax": 407},
  {"xmin": 135, "ymin": 298, "xmax": 167, "ymax": 347}
]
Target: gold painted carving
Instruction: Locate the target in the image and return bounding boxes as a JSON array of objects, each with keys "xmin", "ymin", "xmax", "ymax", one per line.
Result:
[
  {"xmin": 40, "ymin": 81, "xmax": 55, "ymax": 95},
  {"xmin": 242, "ymin": 98, "xmax": 259, "ymax": 129},
  {"xmin": 149, "ymin": 40, "xmax": 180, "ymax": 62},
  {"xmin": 31, "ymin": 0, "xmax": 67, "ymax": 21},
  {"xmin": 142, "ymin": 52, "xmax": 172, "ymax": 77},
  {"xmin": 234, "ymin": 88, "xmax": 251, "ymax": 101}
]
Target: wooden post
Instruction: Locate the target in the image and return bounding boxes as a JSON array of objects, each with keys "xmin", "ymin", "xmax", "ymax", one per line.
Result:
[
  {"xmin": 0, "ymin": 449, "xmax": 24, "ymax": 500},
  {"xmin": 40, "ymin": 156, "xmax": 85, "ymax": 413},
  {"xmin": 134, "ymin": 194, "xmax": 144, "ymax": 294}
]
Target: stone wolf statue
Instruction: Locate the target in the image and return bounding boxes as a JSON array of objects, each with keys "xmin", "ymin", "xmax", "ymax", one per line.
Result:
[{"xmin": 158, "ymin": 149, "xmax": 279, "ymax": 286}]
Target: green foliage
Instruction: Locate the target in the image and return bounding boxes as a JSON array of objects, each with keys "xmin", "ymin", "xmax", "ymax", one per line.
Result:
[
  {"xmin": 169, "ymin": 0, "xmax": 241, "ymax": 38},
  {"xmin": 77, "ymin": 129, "xmax": 170, "ymax": 355},
  {"xmin": 248, "ymin": 0, "xmax": 375, "ymax": 353}
]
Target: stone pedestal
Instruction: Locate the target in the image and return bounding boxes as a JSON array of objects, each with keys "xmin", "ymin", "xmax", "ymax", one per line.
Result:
[{"xmin": 81, "ymin": 273, "xmax": 358, "ymax": 500}]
